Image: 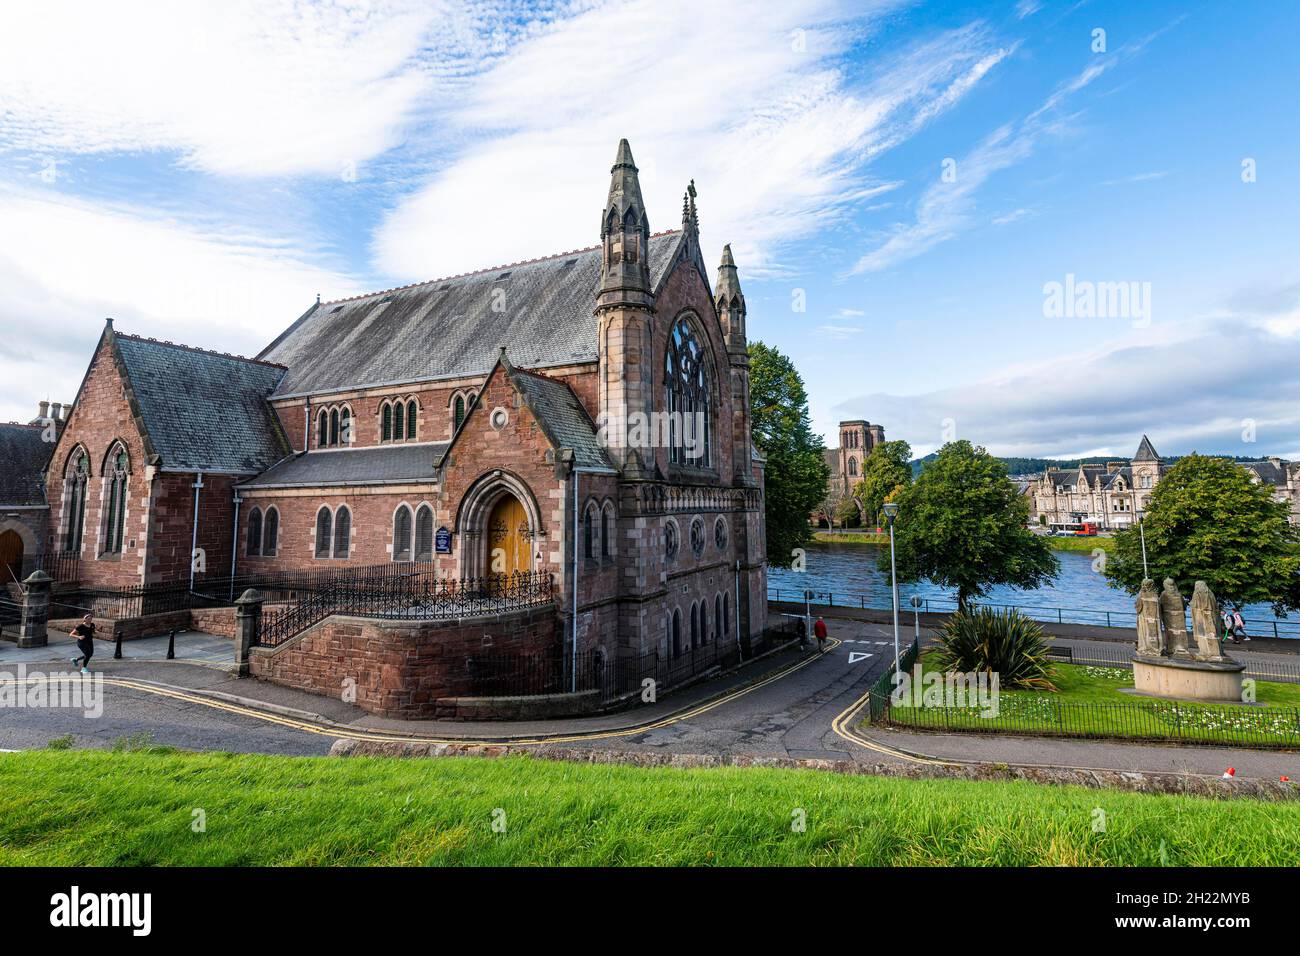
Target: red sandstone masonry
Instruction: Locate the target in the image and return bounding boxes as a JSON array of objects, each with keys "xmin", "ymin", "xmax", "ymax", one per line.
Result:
[{"xmin": 248, "ymin": 606, "xmax": 559, "ymax": 719}]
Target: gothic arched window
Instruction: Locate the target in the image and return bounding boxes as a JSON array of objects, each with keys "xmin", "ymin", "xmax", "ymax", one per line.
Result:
[
  {"xmin": 263, "ymin": 507, "xmax": 279, "ymax": 557},
  {"xmin": 584, "ymin": 502, "xmax": 599, "ymax": 560},
  {"xmin": 393, "ymin": 505, "xmax": 412, "ymax": 561},
  {"xmin": 103, "ymin": 447, "xmax": 129, "ymax": 554},
  {"xmin": 333, "ymin": 506, "xmax": 351, "ymax": 559},
  {"xmin": 329, "ymin": 408, "xmax": 340, "ymax": 446},
  {"xmin": 665, "ymin": 315, "xmax": 712, "ymax": 466},
  {"xmin": 453, "ymin": 395, "xmax": 466, "ymax": 431},
  {"xmin": 414, "ymin": 505, "xmax": 434, "ymax": 562},
  {"xmin": 318, "ymin": 409, "xmax": 329, "ymax": 448},
  {"xmin": 602, "ymin": 503, "xmax": 615, "ymax": 559},
  {"xmin": 382, "ymin": 403, "xmax": 393, "ymax": 442},
  {"xmin": 315, "ymin": 508, "xmax": 332, "ymax": 559},
  {"xmin": 65, "ymin": 450, "xmax": 89, "ymax": 552},
  {"xmin": 406, "ymin": 400, "xmax": 417, "ymax": 440},
  {"xmin": 393, "ymin": 402, "xmax": 404, "ymax": 441},
  {"xmin": 340, "ymin": 407, "xmax": 351, "ymax": 444},
  {"xmin": 848, "ymin": 456, "xmax": 858, "ymax": 477},
  {"xmin": 247, "ymin": 507, "xmax": 263, "ymax": 556}
]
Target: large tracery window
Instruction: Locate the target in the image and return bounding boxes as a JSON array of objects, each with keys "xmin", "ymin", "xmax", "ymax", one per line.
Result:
[
  {"xmin": 665, "ymin": 315, "xmax": 712, "ymax": 467},
  {"xmin": 102, "ymin": 447, "xmax": 129, "ymax": 555},
  {"xmin": 65, "ymin": 450, "xmax": 89, "ymax": 552}
]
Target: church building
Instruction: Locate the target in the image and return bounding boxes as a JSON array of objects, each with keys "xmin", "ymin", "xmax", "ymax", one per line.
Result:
[{"xmin": 40, "ymin": 140, "xmax": 767, "ymax": 676}]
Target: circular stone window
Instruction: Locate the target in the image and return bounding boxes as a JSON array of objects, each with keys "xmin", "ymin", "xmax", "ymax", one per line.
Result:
[
  {"xmin": 690, "ymin": 518, "xmax": 705, "ymax": 557},
  {"xmin": 664, "ymin": 521, "xmax": 679, "ymax": 562},
  {"xmin": 714, "ymin": 517, "xmax": 728, "ymax": 551},
  {"xmin": 489, "ymin": 407, "xmax": 509, "ymax": 430}
]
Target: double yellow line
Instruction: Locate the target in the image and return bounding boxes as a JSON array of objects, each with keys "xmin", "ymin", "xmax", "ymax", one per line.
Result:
[{"xmin": 1, "ymin": 641, "xmax": 832, "ymax": 748}]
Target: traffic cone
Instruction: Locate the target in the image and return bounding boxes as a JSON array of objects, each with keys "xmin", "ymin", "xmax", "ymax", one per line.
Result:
[{"xmin": 1222, "ymin": 767, "xmax": 1236, "ymax": 779}]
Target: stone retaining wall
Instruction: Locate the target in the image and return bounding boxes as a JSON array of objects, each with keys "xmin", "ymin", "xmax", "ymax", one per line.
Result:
[
  {"xmin": 248, "ymin": 606, "xmax": 559, "ymax": 719},
  {"xmin": 329, "ymin": 740, "xmax": 1300, "ymax": 802}
]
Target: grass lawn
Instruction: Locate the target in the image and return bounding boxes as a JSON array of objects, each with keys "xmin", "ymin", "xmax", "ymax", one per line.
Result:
[
  {"xmin": 884, "ymin": 654, "xmax": 1300, "ymax": 747},
  {"xmin": 1, "ymin": 748, "xmax": 1298, "ymax": 865},
  {"xmin": 812, "ymin": 531, "xmax": 887, "ymax": 544}
]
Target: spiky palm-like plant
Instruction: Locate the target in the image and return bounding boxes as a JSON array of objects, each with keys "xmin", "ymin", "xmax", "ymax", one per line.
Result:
[{"xmin": 935, "ymin": 607, "xmax": 1058, "ymax": 691}]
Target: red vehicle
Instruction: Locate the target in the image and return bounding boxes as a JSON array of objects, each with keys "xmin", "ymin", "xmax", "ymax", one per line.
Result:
[{"xmin": 1076, "ymin": 522, "xmax": 1099, "ymax": 536}]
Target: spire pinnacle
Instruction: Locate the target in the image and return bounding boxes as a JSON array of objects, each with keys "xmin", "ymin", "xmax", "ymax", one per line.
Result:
[{"xmin": 599, "ymin": 138, "xmax": 651, "ymax": 304}]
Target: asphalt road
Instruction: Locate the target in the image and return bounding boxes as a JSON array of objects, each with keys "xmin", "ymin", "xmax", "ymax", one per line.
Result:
[{"xmin": 4, "ymin": 618, "xmax": 1298, "ymax": 781}]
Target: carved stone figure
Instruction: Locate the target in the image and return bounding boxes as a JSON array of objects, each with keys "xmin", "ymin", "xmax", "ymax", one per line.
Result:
[
  {"xmin": 1160, "ymin": 578, "xmax": 1191, "ymax": 658},
  {"xmin": 1191, "ymin": 580, "xmax": 1227, "ymax": 661},
  {"xmin": 1134, "ymin": 578, "xmax": 1162, "ymax": 657}
]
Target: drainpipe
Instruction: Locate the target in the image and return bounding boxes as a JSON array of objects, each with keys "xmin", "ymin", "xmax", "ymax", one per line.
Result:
[
  {"xmin": 571, "ymin": 463, "xmax": 579, "ymax": 692},
  {"xmin": 735, "ymin": 558, "xmax": 742, "ymax": 659},
  {"xmin": 303, "ymin": 398, "xmax": 311, "ymax": 450},
  {"xmin": 566, "ymin": 458, "xmax": 607, "ymax": 693},
  {"xmin": 229, "ymin": 490, "xmax": 242, "ymax": 600},
  {"xmin": 189, "ymin": 473, "xmax": 205, "ymax": 592}
]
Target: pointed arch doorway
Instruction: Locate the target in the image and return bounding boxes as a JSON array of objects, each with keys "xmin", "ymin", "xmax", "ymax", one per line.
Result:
[{"xmin": 486, "ymin": 493, "xmax": 531, "ymax": 593}]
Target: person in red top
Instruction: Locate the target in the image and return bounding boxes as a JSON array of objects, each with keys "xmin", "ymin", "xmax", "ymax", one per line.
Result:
[{"xmin": 813, "ymin": 616, "xmax": 828, "ymax": 651}]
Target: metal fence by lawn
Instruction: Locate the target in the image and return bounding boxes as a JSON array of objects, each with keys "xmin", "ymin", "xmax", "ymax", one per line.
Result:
[
  {"xmin": 862, "ymin": 638, "xmax": 1300, "ymax": 748},
  {"xmin": 768, "ymin": 587, "xmax": 1300, "ymax": 640},
  {"xmin": 874, "ymin": 691, "xmax": 1300, "ymax": 750},
  {"xmin": 1047, "ymin": 640, "xmax": 1300, "ymax": 685}
]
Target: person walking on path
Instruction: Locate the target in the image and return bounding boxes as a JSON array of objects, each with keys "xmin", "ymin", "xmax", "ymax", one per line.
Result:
[
  {"xmin": 70, "ymin": 613, "xmax": 97, "ymax": 674},
  {"xmin": 813, "ymin": 616, "xmax": 828, "ymax": 652},
  {"xmin": 1222, "ymin": 607, "xmax": 1237, "ymax": 643},
  {"xmin": 1232, "ymin": 608, "xmax": 1250, "ymax": 643}
]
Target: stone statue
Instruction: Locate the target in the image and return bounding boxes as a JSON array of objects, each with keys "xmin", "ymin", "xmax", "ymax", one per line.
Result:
[
  {"xmin": 1191, "ymin": 580, "xmax": 1227, "ymax": 661},
  {"xmin": 1160, "ymin": 578, "xmax": 1191, "ymax": 658},
  {"xmin": 1134, "ymin": 578, "xmax": 1162, "ymax": 657}
]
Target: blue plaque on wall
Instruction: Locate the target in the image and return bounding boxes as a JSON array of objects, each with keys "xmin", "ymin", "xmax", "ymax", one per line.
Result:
[{"xmin": 435, "ymin": 527, "xmax": 452, "ymax": 554}]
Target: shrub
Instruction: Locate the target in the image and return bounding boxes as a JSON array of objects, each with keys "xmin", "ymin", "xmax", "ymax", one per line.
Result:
[{"xmin": 935, "ymin": 607, "xmax": 1057, "ymax": 690}]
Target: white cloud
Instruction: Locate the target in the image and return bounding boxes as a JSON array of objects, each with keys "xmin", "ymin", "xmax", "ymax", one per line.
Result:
[
  {"xmin": 832, "ymin": 284, "xmax": 1300, "ymax": 460},
  {"xmin": 0, "ymin": 186, "xmax": 357, "ymax": 421},
  {"xmin": 373, "ymin": 1, "xmax": 1013, "ymax": 281},
  {"xmin": 0, "ymin": 0, "xmax": 484, "ymax": 178},
  {"xmin": 816, "ymin": 324, "xmax": 864, "ymax": 339},
  {"xmin": 1099, "ymin": 170, "xmax": 1170, "ymax": 186},
  {"xmin": 1016, "ymin": 0, "xmax": 1043, "ymax": 19}
]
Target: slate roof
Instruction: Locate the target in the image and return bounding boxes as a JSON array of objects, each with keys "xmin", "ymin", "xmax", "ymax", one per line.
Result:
[
  {"xmin": 113, "ymin": 335, "xmax": 289, "ymax": 474},
  {"xmin": 507, "ymin": 365, "xmax": 612, "ymax": 470},
  {"xmin": 260, "ymin": 231, "xmax": 685, "ymax": 397},
  {"xmin": 1101, "ymin": 466, "xmax": 1133, "ymax": 490},
  {"xmin": 239, "ymin": 443, "xmax": 448, "ymax": 488},
  {"xmin": 1242, "ymin": 459, "xmax": 1289, "ymax": 486},
  {"xmin": 0, "ymin": 423, "xmax": 52, "ymax": 506},
  {"xmin": 1133, "ymin": 435, "xmax": 1161, "ymax": 462}
]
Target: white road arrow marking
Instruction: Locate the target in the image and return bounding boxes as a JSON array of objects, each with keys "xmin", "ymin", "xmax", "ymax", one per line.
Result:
[{"xmin": 848, "ymin": 652, "xmax": 873, "ymax": 664}]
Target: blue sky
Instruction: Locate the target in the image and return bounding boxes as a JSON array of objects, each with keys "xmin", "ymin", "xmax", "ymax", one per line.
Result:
[{"xmin": 1, "ymin": 0, "xmax": 1297, "ymax": 461}]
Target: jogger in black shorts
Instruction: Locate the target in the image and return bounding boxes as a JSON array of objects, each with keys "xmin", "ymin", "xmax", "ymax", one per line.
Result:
[{"xmin": 70, "ymin": 614, "xmax": 96, "ymax": 674}]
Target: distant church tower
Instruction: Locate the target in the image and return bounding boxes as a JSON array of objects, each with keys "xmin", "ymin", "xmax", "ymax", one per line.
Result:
[{"xmin": 596, "ymin": 139, "xmax": 654, "ymax": 476}]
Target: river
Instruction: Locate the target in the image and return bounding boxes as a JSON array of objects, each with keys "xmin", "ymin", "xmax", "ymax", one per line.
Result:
[{"xmin": 766, "ymin": 542, "xmax": 1299, "ymax": 638}]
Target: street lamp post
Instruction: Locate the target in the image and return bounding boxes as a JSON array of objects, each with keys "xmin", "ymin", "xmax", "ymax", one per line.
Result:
[{"xmin": 883, "ymin": 502, "xmax": 902, "ymax": 682}]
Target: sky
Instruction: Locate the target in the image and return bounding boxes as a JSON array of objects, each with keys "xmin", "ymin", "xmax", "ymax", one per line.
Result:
[{"xmin": 1, "ymin": 0, "xmax": 1297, "ymax": 462}]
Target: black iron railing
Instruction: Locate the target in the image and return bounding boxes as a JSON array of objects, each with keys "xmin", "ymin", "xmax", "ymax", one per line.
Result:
[
  {"xmin": 254, "ymin": 569, "xmax": 554, "ymax": 647},
  {"xmin": 768, "ymin": 587, "xmax": 1300, "ymax": 640}
]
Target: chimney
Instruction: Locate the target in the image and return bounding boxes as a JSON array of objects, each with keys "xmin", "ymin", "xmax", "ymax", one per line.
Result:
[
  {"xmin": 50, "ymin": 402, "xmax": 62, "ymax": 422},
  {"xmin": 1106, "ymin": 461, "xmax": 1125, "ymax": 474},
  {"xmin": 38, "ymin": 400, "xmax": 49, "ymax": 421},
  {"xmin": 1269, "ymin": 456, "xmax": 1282, "ymax": 468}
]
